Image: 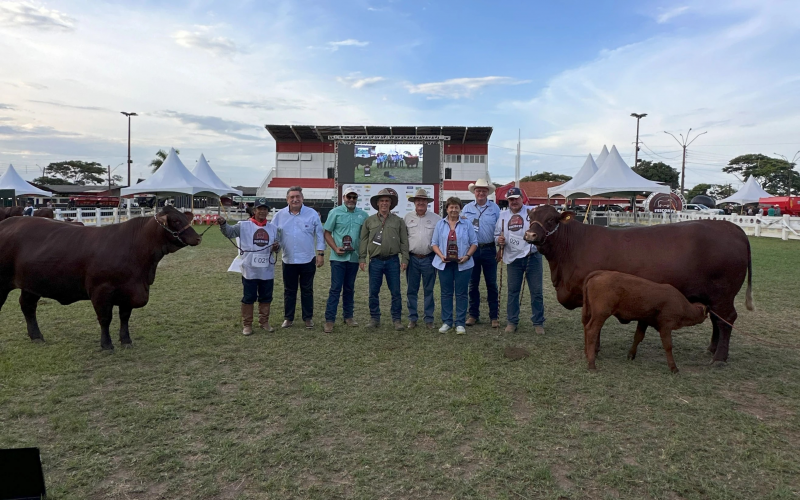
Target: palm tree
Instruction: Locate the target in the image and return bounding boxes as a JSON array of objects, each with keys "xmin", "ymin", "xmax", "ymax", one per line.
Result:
[{"xmin": 150, "ymin": 148, "xmax": 180, "ymax": 173}]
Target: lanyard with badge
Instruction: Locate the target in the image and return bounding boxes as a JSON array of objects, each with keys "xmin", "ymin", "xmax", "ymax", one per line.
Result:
[
  {"xmin": 372, "ymin": 213, "xmax": 388, "ymax": 246},
  {"xmin": 473, "ymin": 204, "xmax": 489, "ymax": 232}
]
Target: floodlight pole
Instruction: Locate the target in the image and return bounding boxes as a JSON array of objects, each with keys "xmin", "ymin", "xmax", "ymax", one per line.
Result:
[
  {"xmin": 121, "ymin": 112, "xmax": 137, "ymax": 187},
  {"xmin": 630, "ymin": 113, "xmax": 647, "ymax": 170},
  {"xmin": 665, "ymin": 128, "xmax": 706, "ymax": 195}
]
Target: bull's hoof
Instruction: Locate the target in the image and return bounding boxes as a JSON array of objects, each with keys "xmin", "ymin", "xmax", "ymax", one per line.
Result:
[
  {"xmin": 709, "ymin": 359, "xmax": 727, "ymax": 368},
  {"xmin": 120, "ymin": 343, "xmax": 133, "ymax": 349},
  {"xmin": 100, "ymin": 344, "xmax": 114, "ymax": 352},
  {"xmin": 670, "ymin": 367, "xmax": 680, "ymax": 374},
  {"xmin": 627, "ymin": 352, "xmax": 636, "ymax": 360}
]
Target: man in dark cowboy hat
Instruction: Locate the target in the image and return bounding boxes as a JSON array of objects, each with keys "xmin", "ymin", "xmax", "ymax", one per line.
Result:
[
  {"xmin": 359, "ymin": 188, "xmax": 409, "ymax": 330},
  {"xmin": 404, "ymin": 188, "xmax": 440, "ymax": 329}
]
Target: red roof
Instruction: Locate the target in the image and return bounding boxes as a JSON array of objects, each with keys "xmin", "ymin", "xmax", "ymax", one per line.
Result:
[
  {"xmin": 443, "ymin": 180, "xmax": 472, "ymax": 190},
  {"xmin": 520, "ymin": 181, "xmax": 565, "ymax": 198},
  {"xmin": 494, "ymin": 182, "xmax": 530, "ymax": 204}
]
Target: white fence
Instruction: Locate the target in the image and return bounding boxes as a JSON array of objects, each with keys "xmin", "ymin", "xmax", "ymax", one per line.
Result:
[
  {"xmin": 592, "ymin": 212, "xmax": 800, "ymax": 241},
  {"xmin": 53, "ymin": 206, "xmax": 255, "ymax": 226}
]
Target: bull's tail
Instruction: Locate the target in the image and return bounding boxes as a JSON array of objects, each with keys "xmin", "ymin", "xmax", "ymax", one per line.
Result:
[
  {"xmin": 581, "ymin": 274, "xmax": 595, "ymax": 326},
  {"xmin": 745, "ymin": 239, "xmax": 754, "ymax": 311}
]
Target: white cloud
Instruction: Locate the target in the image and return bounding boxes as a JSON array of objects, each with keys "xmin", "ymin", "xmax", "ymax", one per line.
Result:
[
  {"xmin": 327, "ymin": 39, "xmax": 369, "ymax": 50},
  {"xmin": 656, "ymin": 5, "xmax": 689, "ymax": 23},
  {"xmin": 0, "ymin": 1, "xmax": 75, "ymax": 31},
  {"xmin": 407, "ymin": 76, "xmax": 529, "ymax": 99},
  {"xmin": 172, "ymin": 28, "xmax": 239, "ymax": 56},
  {"xmin": 337, "ymin": 75, "xmax": 385, "ymax": 89}
]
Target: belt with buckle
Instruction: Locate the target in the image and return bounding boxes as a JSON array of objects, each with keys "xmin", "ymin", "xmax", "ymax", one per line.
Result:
[
  {"xmin": 412, "ymin": 252, "xmax": 434, "ymax": 259},
  {"xmin": 479, "ymin": 242, "xmax": 496, "ymax": 248},
  {"xmin": 373, "ymin": 254, "xmax": 398, "ymax": 261}
]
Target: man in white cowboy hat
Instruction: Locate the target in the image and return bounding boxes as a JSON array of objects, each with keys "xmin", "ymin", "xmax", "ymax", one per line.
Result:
[
  {"xmin": 322, "ymin": 186, "xmax": 369, "ymax": 334},
  {"xmin": 461, "ymin": 178, "xmax": 501, "ymax": 328},
  {"xmin": 404, "ymin": 187, "xmax": 440, "ymax": 329},
  {"xmin": 359, "ymin": 188, "xmax": 409, "ymax": 331}
]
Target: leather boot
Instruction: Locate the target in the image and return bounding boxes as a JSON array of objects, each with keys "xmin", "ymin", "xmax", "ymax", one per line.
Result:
[
  {"xmin": 241, "ymin": 303, "xmax": 255, "ymax": 335},
  {"xmin": 258, "ymin": 302, "xmax": 274, "ymax": 332}
]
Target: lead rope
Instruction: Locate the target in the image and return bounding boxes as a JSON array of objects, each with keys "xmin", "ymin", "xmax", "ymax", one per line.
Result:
[{"xmin": 708, "ymin": 309, "xmax": 800, "ymax": 349}]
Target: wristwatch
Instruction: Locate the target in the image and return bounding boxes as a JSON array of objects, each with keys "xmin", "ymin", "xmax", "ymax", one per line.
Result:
[{"xmin": 316, "ymin": 251, "xmax": 324, "ymax": 256}]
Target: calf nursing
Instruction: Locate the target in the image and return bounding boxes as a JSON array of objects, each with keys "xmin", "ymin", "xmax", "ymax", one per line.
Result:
[{"xmin": 581, "ymin": 271, "xmax": 708, "ymax": 373}]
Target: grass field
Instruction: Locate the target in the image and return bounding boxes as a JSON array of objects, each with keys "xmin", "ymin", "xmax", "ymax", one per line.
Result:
[{"xmin": 1, "ymin": 230, "xmax": 799, "ymax": 499}]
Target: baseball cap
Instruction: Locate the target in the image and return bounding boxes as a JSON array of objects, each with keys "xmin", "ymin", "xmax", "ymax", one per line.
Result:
[
  {"xmin": 343, "ymin": 187, "xmax": 359, "ymax": 198},
  {"xmin": 506, "ymin": 187, "xmax": 523, "ymax": 199},
  {"xmin": 254, "ymin": 197, "xmax": 269, "ymax": 208}
]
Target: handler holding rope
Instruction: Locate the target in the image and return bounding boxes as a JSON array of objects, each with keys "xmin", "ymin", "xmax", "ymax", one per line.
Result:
[{"xmin": 218, "ymin": 197, "xmax": 280, "ymax": 335}]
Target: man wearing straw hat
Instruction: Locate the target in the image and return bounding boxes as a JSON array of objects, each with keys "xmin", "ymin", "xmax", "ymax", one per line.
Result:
[
  {"xmin": 404, "ymin": 188, "xmax": 440, "ymax": 329},
  {"xmin": 359, "ymin": 188, "xmax": 409, "ymax": 331},
  {"xmin": 322, "ymin": 186, "xmax": 369, "ymax": 334},
  {"xmin": 461, "ymin": 178, "xmax": 501, "ymax": 328}
]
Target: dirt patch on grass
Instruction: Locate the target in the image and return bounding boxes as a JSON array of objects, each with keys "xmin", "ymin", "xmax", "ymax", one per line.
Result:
[
  {"xmin": 551, "ymin": 463, "xmax": 574, "ymax": 491},
  {"xmin": 723, "ymin": 382, "xmax": 794, "ymax": 421},
  {"xmin": 511, "ymin": 390, "xmax": 532, "ymax": 424},
  {"xmin": 413, "ymin": 434, "xmax": 437, "ymax": 452}
]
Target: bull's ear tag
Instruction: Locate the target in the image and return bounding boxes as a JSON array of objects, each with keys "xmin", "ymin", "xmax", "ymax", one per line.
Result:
[{"xmin": 565, "ymin": 215, "xmax": 571, "ymax": 220}]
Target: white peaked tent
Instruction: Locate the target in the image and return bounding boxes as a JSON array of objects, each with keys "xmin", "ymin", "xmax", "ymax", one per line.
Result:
[
  {"xmin": 547, "ymin": 154, "xmax": 598, "ymax": 198},
  {"xmin": 594, "ymin": 145, "xmax": 609, "ymax": 168},
  {"xmin": 121, "ymin": 148, "xmax": 230, "ymax": 198},
  {"xmin": 567, "ymin": 145, "xmax": 671, "ymax": 197},
  {"xmin": 0, "ymin": 164, "xmax": 52, "ymax": 197},
  {"xmin": 191, "ymin": 154, "xmax": 243, "ymax": 196},
  {"xmin": 717, "ymin": 176, "xmax": 772, "ymax": 205}
]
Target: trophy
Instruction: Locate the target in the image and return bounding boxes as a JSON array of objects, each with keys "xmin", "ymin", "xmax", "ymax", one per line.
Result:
[
  {"xmin": 446, "ymin": 232, "xmax": 458, "ymax": 261},
  {"xmin": 342, "ymin": 235, "xmax": 353, "ymax": 252}
]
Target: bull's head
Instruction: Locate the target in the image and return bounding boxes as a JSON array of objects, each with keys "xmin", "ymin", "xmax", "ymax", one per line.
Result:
[
  {"xmin": 523, "ymin": 205, "xmax": 574, "ymax": 246},
  {"xmin": 156, "ymin": 206, "xmax": 202, "ymax": 247}
]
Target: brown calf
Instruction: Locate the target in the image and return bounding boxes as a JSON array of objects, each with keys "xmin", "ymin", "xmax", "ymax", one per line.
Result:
[{"xmin": 581, "ymin": 270, "xmax": 708, "ymax": 373}]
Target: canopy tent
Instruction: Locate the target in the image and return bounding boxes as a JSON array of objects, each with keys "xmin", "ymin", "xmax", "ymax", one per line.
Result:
[
  {"xmin": 191, "ymin": 154, "xmax": 243, "ymax": 196},
  {"xmin": 121, "ymin": 148, "xmax": 230, "ymax": 198},
  {"xmin": 547, "ymin": 154, "xmax": 598, "ymax": 198},
  {"xmin": 566, "ymin": 145, "xmax": 671, "ymax": 198},
  {"xmin": 594, "ymin": 145, "xmax": 609, "ymax": 168},
  {"xmin": 0, "ymin": 164, "xmax": 52, "ymax": 197},
  {"xmin": 717, "ymin": 176, "xmax": 772, "ymax": 205}
]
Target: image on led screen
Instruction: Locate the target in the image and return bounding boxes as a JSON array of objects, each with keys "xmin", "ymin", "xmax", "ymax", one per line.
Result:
[{"xmin": 353, "ymin": 144, "xmax": 423, "ymax": 183}]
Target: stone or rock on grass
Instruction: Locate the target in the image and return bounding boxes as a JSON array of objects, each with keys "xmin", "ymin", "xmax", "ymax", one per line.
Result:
[{"xmin": 504, "ymin": 346, "xmax": 530, "ymax": 361}]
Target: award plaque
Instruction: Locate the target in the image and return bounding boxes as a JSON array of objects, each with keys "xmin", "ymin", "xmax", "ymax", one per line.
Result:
[{"xmin": 342, "ymin": 235, "xmax": 354, "ymax": 252}]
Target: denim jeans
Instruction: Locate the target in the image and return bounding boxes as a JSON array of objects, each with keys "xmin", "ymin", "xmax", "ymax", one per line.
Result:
[
  {"xmin": 506, "ymin": 252, "xmax": 545, "ymax": 326},
  {"xmin": 325, "ymin": 261, "xmax": 359, "ymax": 322},
  {"xmin": 282, "ymin": 258, "xmax": 316, "ymax": 321},
  {"xmin": 468, "ymin": 244, "xmax": 499, "ymax": 320},
  {"xmin": 406, "ymin": 254, "xmax": 436, "ymax": 324},
  {"xmin": 242, "ymin": 277, "xmax": 274, "ymax": 305},
  {"xmin": 368, "ymin": 255, "xmax": 402, "ymax": 321},
  {"xmin": 439, "ymin": 261, "xmax": 471, "ymax": 327}
]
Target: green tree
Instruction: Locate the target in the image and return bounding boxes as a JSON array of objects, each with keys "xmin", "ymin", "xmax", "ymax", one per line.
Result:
[
  {"xmin": 35, "ymin": 161, "xmax": 106, "ymax": 185},
  {"xmin": 723, "ymin": 154, "xmax": 799, "ymax": 195},
  {"xmin": 632, "ymin": 160, "xmax": 679, "ymax": 189},
  {"xmin": 708, "ymin": 183, "xmax": 735, "ymax": 200},
  {"xmin": 686, "ymin": 183, "xmax": 712, "ymax": 201},
  {"xmin": 520, "ymin": 172, "xmax": 572, "ymax": 182},
  {"xmin": 150, "ymin": 148, "xmax": 179, "ymax": 173},
  {"xmin": 32, "ymin": 175, "xmax": 72, "ymax": 185}
]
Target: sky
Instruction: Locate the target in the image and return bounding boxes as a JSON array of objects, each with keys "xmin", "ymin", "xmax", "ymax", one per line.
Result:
[{"xmin": 1, "ymin": 0, "xmax": 799, "ymax": 190}]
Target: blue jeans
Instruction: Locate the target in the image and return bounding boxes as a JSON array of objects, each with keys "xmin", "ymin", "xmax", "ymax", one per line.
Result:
[
  {"xmin": 406, "ymin": 254, "xmax": 436, "ymax": 324},
  {"xmin": 506, "ymin": 252, "xmax": 545, "ymax": 326},
  {"xmin": 368, "ymin": 255, "xmax": 402, "ymax": 322},
  {"xmin": 468, "ymin": 244, "xmax": 499, "ymax": 320},
  {"xmin": 439, "ymin": 261, "xmax": 471, "ymax": 327},
  {"xmin": 242, "ymin": 277, "xmax": 274, "ymax": 304},
  {"xmin": 325, "ymin": 261, "xmax": 359, "ymax": 322}
]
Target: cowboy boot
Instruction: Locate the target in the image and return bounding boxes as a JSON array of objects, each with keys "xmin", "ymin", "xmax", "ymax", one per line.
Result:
[
  {"xmin": 241, "ymin": 303, "xmax": 255, "ymax": 335},
  {"xmin": 258, "ymin": 302, "xmax": 274, "ymax": 332}
]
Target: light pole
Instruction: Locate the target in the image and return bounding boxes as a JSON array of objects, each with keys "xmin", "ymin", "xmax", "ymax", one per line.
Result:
[
  {"xmin": 630, "ymin": 113, "xmax": 647, "ymax": 168},
  {"xmin": 665, "ymin": 128, "xmax": 707, "ymax": 195},
  {"xmin": 121, "ymin": 112, "xmax": 137, "ymax": 187},
  {"xmin": 773, "ymin": 151, "xmax": 799, "ymax": 195}
]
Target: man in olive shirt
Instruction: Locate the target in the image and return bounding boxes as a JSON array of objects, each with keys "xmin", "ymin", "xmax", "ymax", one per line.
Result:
[
  {"xmin": 404, "ymin": 188, "xmax": 440, "ymax": 329},
  {"xmin": 359, "ymin": 188, "xmax": 409, "ymax": 330},
  {"xmin": 323, "ymin": 187, "xmax": 368, "ymax": 333}
]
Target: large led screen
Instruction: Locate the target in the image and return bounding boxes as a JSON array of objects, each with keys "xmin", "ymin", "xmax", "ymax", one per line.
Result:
[{"xmin": 337, "ymin": 142, "xmax": 441, "ymax": 186}]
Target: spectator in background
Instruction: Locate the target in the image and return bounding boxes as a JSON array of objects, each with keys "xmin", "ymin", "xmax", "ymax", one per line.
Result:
[
  {"xmin": 23, "ymin": 201, "xmax": 34, "ymax": 216},
  {"xmin": 775, "ymin": 205, "xmax": 782, "ymax": 216},
  {"xmin": 768, "ymin": 206, "xmax": 775, "ymax": 216},
  {"xmin": 272, "ymin": 186, "xmax": 326, "ymax": 329}
]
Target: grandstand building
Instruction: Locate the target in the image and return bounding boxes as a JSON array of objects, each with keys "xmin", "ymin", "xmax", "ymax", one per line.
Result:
[{"xmin": 258, "ymin": 125, "xmax": 492, "ymax": 213}]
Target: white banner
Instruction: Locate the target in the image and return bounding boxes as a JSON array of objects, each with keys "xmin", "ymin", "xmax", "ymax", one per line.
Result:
[{"xmin": 342, "ymin": 184, "xmax": 436, "ymax": 219}]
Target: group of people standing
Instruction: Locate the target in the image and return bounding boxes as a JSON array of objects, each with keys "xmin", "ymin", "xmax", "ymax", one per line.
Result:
[{"xmin": 219, "ymin": 181, "xmax": 546, "ymax": 336}]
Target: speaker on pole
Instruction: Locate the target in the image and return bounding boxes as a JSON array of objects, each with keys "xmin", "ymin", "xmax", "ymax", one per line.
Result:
[{"xmin": 0, "ymin": 448, "xmax": 46, "ymax": 500}]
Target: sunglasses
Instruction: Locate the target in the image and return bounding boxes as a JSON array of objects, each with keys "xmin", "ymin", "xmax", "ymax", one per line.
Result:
[{"xmin": 345, "ymin": 194, "xmax": 358, "ymax": 199}]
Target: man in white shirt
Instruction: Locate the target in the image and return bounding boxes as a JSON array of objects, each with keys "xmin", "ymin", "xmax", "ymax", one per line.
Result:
[
  {"xmin": 404, "ymin": 188, "xmax": 441, "ymax": 329},
  {"xmin": 272, "ymin": 186, "xmax": 326, "ymax": 329},
  {"xmin": 495, "ymin": 187, "xmax": 545, "ymax": 334}
]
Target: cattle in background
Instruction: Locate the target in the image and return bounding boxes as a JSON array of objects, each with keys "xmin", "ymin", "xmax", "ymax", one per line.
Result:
[
  {"xmin": 1, "ymin": 206, "xmax": 24, "ymax": 219},
  {"xmin": 0, "ymin": 206, "xmax": 201, "ymax": 350},
  {"xmin": 524, "ymin": 205, "xmax": 752, "ymax": 364},
  {"xmin": 33, "ymin": 208, "xmax": 55, "ymax": 218},
  {"xmin": 582, "ymin": 271, "xmax": 708, "ymax": 373},
  {"xmin": 354, "ymin": 156, "xmax": 376, "ymax": 169},
  {"xmin": 404, "ymin": 156, "xmax": 420, "ymax": 168}
]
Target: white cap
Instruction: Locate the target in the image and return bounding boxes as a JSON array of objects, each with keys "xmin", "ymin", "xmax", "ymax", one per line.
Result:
[{"xmin": 342, "ymin": 187, "xmax": 359, "ymax": 199}]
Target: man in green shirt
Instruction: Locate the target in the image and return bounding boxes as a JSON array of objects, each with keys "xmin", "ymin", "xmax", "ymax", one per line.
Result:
[
  {"xmin": 359, "ymin": 188, "xmax": 410, "ymax": 330},
  {"xmin": 323, "ymin": 187, "xmax": 368, "ymax": 333}
]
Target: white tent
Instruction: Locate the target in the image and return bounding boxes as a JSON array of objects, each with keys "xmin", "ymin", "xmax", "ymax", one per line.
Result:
[
  {"xmin": 567, "ymin": 145, "xmax": 671, "ymax": 197},
  {"xmin": 594, "ymin": 145, "xmax": 609, "ymax": 168},
  {"xmin": 121, "ymin": 148, "xmax": 230, "ymax": 198},
  {"xmin": 547, "ymin": 154, "xmax": 598, "ymax": 198},
  {"xmin": 717, "ymin": 176, "xmax": 772, "ymax": 205},
  {"xmin": 0, "ymin": 164, "xmax": 52, "ymax": 197},
  {"xmin": 191, "ymin": 154, "xmax": 243, "ymax": 196}
]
